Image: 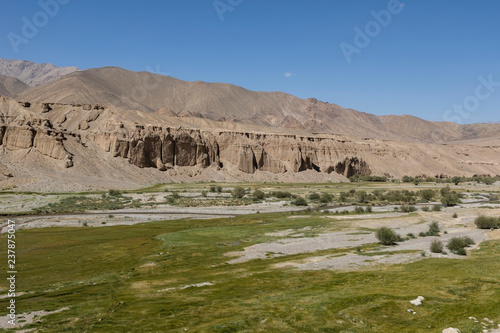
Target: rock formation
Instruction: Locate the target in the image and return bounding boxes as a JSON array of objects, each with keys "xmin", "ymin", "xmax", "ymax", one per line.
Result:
[{"xmin": 0, "ymin": 94, "xmax": 499, "ymax": 191}]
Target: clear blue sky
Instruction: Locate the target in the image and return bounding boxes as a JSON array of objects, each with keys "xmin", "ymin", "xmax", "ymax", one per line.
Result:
[{"xmin": 1, "ymin": 0, "xmax": 499, "ymax": 124}]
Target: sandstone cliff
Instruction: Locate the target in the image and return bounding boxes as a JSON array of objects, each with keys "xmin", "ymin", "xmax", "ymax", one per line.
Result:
[{"xmin": 1, "ymin": 95, "xmax": 499, "ymax": 192}]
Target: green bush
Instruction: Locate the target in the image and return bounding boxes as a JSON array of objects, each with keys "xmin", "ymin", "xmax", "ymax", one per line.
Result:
[
  {"xmin": 419, "ymin": 189, "xmax": 436, "ymax": 201},
  {"xmin": 474, "ymin": 215, "xmax": 499, "ymax": 229},
  {"xmin": 375, "ymin": 227, "xmax": 400, "ymax": 245},
  {"xmin": 441, "ymin": 192, "xmax": 461, "ymax": 206},
  {"xmin": 452, "ymin": 213, "xmax": 458, "ymax": 218},
  {"xmin": 365, "ymin": 206, "xmax": 372, "ymax": 213},
  {"xmin": 446, "ymin": 236, "xmax": 475, "ymax": 254},
  {"xmin": 430, "ymin": 239, "xmax": 444, "ymax": 253},
  {"xmin": 432, "ymin": 205, "xmax": 441, "ymax": 212},
  {"xmin": 252, "ymin": 190, "xmax": 266, "ymax": 200},
  {"xmin": 209, "ymin": 185, "xmax": 216, "ymax": 192},
  {"xmin": 232, "ymin": 187, "xmax": 246, "ymax": 199},
  {"xmin": 400, "ymin": 205, "xmax": 416, "ymax": 213},
  {"xmin": 216, "ymin": 186, "xmax": 223, "ymax": 193},
  {"xmin": 354, "ymin": 206, "xmax": 365, "ymax": 213},
  {"xmin": 292, "ymin": 197, "xmax": 308, "ymax": 206},
  {"xmin": 320, "ymin": 192, "xmax": 333, "ymax": 203},
  {"xmin": 108, "ymin": 189, "xmax": 121, "ymax": 197},
  {"xmin": 201, "ymin": 191, "xmax": 207, "ymax": 197},
  {"xmin": 427, "ymin": 221, "xmax": 440, "ymax": 236},
  {"xmin": 308, "ymin": 193, "xmax": 320, "ymax": 201},
  {"xmin": 421, "ymin": 206, "xmax": 430, "ymax": 212},
  {"xmin": 271, "ymin": 191, "xmax": 293, "ymax": 198}
]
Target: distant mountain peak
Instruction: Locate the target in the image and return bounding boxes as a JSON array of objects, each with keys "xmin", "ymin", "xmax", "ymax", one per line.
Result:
[{"xmin": 0, "ymin": 58, "xmax": 80, "ymax": 87}]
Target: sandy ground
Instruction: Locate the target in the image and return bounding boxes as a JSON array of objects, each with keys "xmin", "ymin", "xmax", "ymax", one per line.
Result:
[{"xmin": 226, "ymin": 207, "xmax": 500, "ymax": 271}]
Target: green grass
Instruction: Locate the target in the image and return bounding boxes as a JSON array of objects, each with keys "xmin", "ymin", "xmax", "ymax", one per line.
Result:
[{"xmin": 1, "ymin": 210, "xmax": 500, "ymax": 332}]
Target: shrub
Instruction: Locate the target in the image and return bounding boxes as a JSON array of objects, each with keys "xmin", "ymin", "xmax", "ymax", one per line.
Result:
[
  {"xmin": 441, "ymin": 192, "xmax": 461, "ymax": 206},
  {"xmin": 420, "ymin": 189, "xmax": 436, "ymax": 201},
  {"xmin": 400, "ymin": 205, "xmax": 416, "ymax": 213},
  {"xmin": 216, "ymin": 186, "xmax": 223, "ymax": 193},
  {"xmin": 108, "ymin": 189, "xmax": 121, "ymax": 197},
  {"xmin": 432, "ymin": 205, "xmax": 442, "ymax": 212},
  {"xmin": 271, "ymin": 191, "xmax": 293, "ymax": 198},
  {"xmin": 446, "ymin": 236, "xmax": 475, "ymax": 254},
  {"xmin": 172, "ymin": 192, "xmax": 180, "ymax": 199},
  {"xmin": 474, "ymin": 215, "xmax": 499, "ymax": 229},
  {"xmin": 354, "ymin": 206, "xmax": 365, "ymax": 213},
  {"xmin": 375, "ymin": 227, "xmax": 400, "ymax": 245},
  {"xmin": 421, "ymin": 206, "xmax": 430, "ymax": 212},
  {"xmin": 320, "ymin": 192, "xmax": 333, "ymax": 203},
  {"xmin": 407, "ymin": 233, "xmax": 416, "ymax": 239},
  {"xmin": 365, "ymin": 206, "xmax": 372, "ymax": 213},
  {"xmin": 427, "ymin": 221, "xmax": 440, "ymax": 236},
  {"xmin": 430, "ymin": 239, "xmax": 444, "ymax": 253},
  {"xmin": 452, "ymin": 213, "xmax": 458, "ymax": 218},
  {"xmin": 201, "ymin": 191, "xmax": 207, "ymax": 197},
  {"xmin": 253, "ymin": 190, "xmax": 266, "ymax": 200},
  {"xmin": 292, "ymin": 197, "xmax": 308, "ymax": 206},
  {"xmin": 419, "ymin": 232, "xmax": 427, "ymax": 237},
  {"xmin": 209, "ymin": 185, "xmax": 216, "ymax": 192},
  {"xmin": 308, "ymin": 193, "xmax": 320, "ymax": 201},
  {"xmin": 232, "ymin": 186, "xmax": 246, "ymax": 199}
]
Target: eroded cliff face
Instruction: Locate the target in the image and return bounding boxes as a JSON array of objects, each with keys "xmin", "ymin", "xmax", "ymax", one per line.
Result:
[
  {"xmin": 1, "ymin": 95, "xmax": 499, "ymax": 183},
  {"xmin": 0, "ymin": 117, "xmax": 76, "ymax": 168}
]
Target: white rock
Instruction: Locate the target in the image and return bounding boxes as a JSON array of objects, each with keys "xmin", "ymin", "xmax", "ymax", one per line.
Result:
[{"xmin": 442, "ymin": 328, "xmax": 460, "ymax": 333}]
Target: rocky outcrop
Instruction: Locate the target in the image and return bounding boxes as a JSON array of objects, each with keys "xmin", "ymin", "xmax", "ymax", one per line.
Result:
[
  {"xmin": 1, "ymin": 96, "xmax": 499, "ymax": 182},
  {"xmin": 0, "ymin": 118, "xmax": 74, "ymax": 167}
]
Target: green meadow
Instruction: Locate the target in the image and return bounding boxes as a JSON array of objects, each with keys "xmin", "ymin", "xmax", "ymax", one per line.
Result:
[{"xmin": 1, "ymin": 208, "xmax": 500, "ymax": 332}]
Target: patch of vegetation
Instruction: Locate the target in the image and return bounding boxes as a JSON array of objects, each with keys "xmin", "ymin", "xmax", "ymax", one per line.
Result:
[
  {"xmin": 32, "ymin": 193, "xmax": 137, "ymax": 214},
  {"xmin": 474, "ymin": 215, "xmax": 499, "ymax": 229},
  {"xmin": 291, "ymin": 197, "xmax": 308, "ymax": 206},
  {"xmin": 430, "ymin": 239, "xmax": 444, "ymax": 253},
  {"xmin": 308, "ymin": 192, "xmax": 320, "ymax": 201},
  {"xmin": 231, "ymin": 186, "xmax": 246, "ymax": 199},
  {"xmin": 375, "ymin": 227, "xmax": 400, "ymax": 245},
  {"xmin": 446, "ymin": 236, "xmax": 475, "ymax": 255},
  {"xmin": 252, "ymin": 189, "xmax": 266, "ymax": 200}
]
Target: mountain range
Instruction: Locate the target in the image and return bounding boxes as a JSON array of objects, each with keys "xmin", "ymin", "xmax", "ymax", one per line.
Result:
[{"xmin": 0, "ymin": 58, "xmax": 499, "ymax": 191}]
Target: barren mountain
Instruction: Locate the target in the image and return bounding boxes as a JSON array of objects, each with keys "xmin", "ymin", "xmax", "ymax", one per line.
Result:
[
  {"xmin": 0, "ymin": 74, "xmax": 28, "ymax": 97},
  {"xmin": 1, "ymin": 62, "xmax": 499, "ymax": 191},
  {"xmin": 18, "ymin": 67, "xmax": 500, "ymax": 144},
  {"xmin": 0, "ymin": 95, "xmax": 499, "ymax": 192},
  {"xmin": 0, "ymin": 58, "xmax": 80, "ymax": 87}
]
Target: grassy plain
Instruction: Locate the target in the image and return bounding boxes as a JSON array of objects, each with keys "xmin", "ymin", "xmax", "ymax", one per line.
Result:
[{"xmin": 0, "ymin": 182, "xmax": 499, "ymax": 332}]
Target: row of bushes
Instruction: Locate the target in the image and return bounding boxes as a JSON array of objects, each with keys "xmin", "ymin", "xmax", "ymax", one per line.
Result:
[{"xmin": 348, "ymin": 174, "xmax": 499, "ymax": 185}]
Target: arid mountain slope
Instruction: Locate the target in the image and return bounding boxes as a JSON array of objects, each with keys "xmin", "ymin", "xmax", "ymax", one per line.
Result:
[
  {"xmin": 0, "ymin": 74, "xmax": 28, "ymax": 97},
  {"xmin": 1, "ymin": 95, "xmax": 499, "ymax": 191},
  {"xmin": 17, "ymin": 67, "xmax": 500, "ymax": 144},
  {"xmin": 0, "ymin": 58, "xmax": 80, "ymax": 87}
]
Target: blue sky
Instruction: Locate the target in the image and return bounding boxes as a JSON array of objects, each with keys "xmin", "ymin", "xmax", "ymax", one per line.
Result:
[{"xmin": 1, "ymin": 0, "xmax": 499, "ymax": 124}]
